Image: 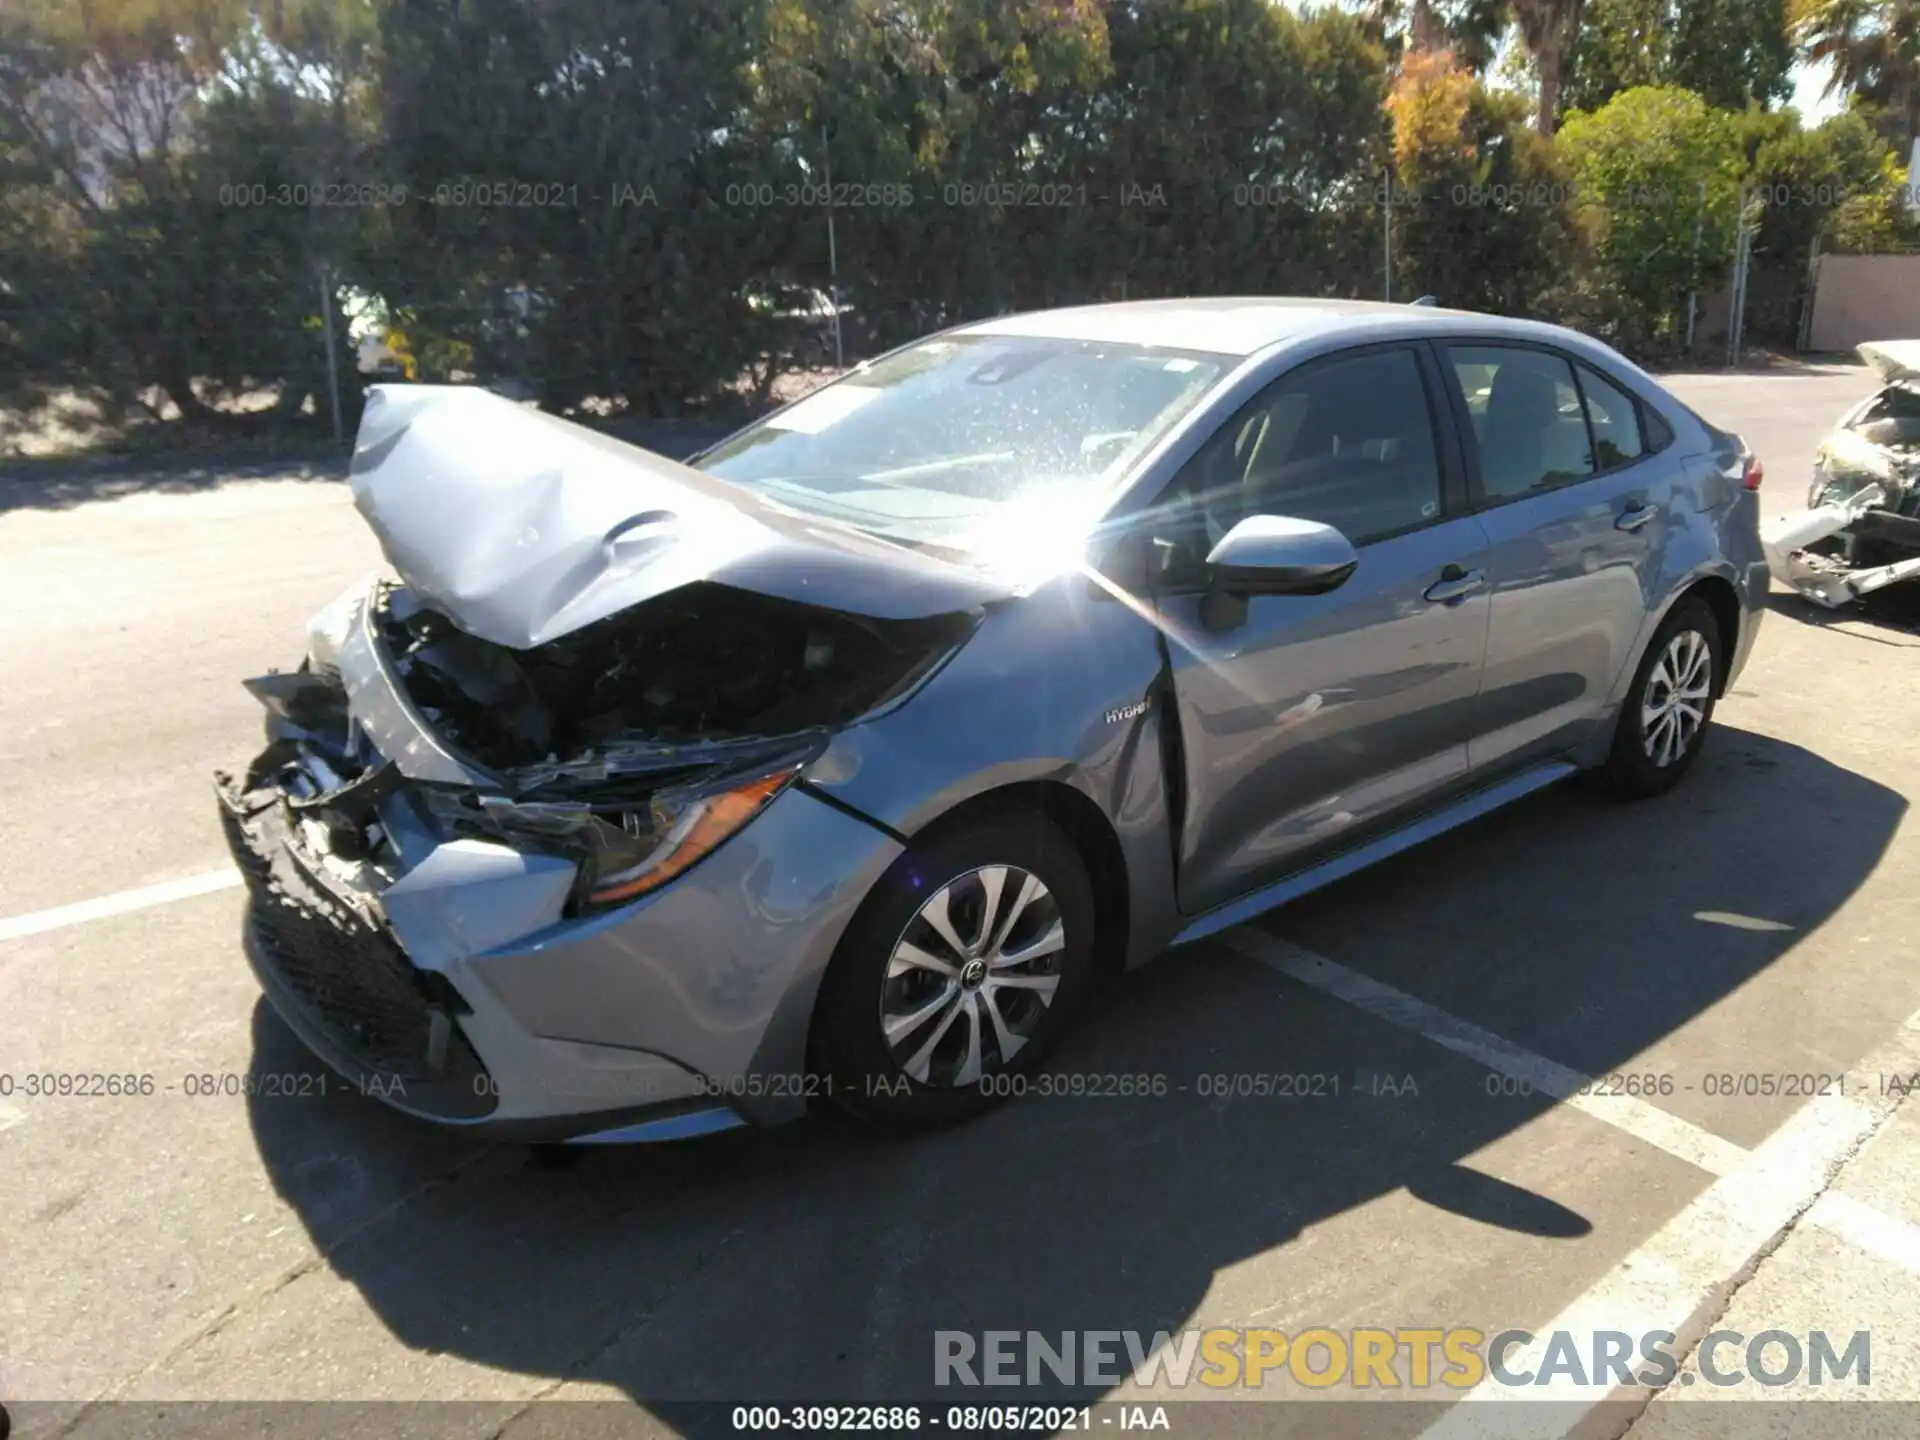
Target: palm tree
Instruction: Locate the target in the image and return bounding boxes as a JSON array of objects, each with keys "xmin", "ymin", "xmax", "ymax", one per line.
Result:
[
  {"xmin": 1792, "ymin": 0, "xmax": 1920, "ymax": 147},
  {"xmin": 1365, "ymin": 0, "xmax": 1513, "ymax": 73},
  {"xmin": 1511, "ymin": 0, "xmax": 1587, "ymax": 135},
  {"xmin": 1369, "ymin": 0, "xmax": 1582, "ymax": 134}
]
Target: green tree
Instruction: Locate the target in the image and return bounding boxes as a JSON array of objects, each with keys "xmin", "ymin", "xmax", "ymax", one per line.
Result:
[
  {"xmin": 745, "ymin": 0, "xmax": 1111, "ymax": 338},
  {"xmin": 1555, "ymin": 85, "xmax": 1746, "ymax": 348},
  {"xmin": 0, "ymin": 0, "xmax": 382, "ymax": 432},
  {"xmin": 1671, "ymin": 0, "xmax": 1794, "ymax": 109},
  {"xmin": 373, "ymin": 0, "xmax": 785, "ymax": 413},
  {"xmin": 1087, "ymin": 0, "xmax": 1387, "ymax": 301},
  {"xmin": 1748, "ymin": 110, "xmax": 1920, "ymax": 252},
  {"xmin": 1564, "ymin": 0, "xmax": 1792, "ymax": 116},
  {"xmin": 1561, "ymin": 0, "xmax": 1667, "ymax": 112},
  {"xmin": 1730, "ymin": 110, "xmax": 1914, "ymax": 341},
  {"xmin": 1389, "ymin": 49, "xmax": 1573, "ymax": 311}
]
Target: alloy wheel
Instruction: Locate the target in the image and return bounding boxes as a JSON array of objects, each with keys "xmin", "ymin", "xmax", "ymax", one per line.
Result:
[
  {"xmin": 878, "ymin": 865, "xmax": 1065, "ymax": 1088},
  {"xmin": 1642, "ymin": 628, "xmax": 1712, "ymax": 768}
]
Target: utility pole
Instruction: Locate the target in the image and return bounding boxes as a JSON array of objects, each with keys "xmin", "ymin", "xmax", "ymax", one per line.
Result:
[
  {"xmin": 317, "ymin": 263, "xmax": 343, "ymax": 443},
  {"xmin": 1727, "ymin": 187, "xmax": 1753, "ymax": 368},
  {"xmin": 1798, "ymin": 232, "xmax": 1822, "ymax": 353},
  {"xmin": 1383, "ymin": 168, "xmax": 1393, "ymax": 303},
  {"xmin": 823, "ymin": 125, "xmax": 844, "ymax": 369},
  {"xmin": 1684, "ymin": 181, "xmax": 1704, "ymax": 354}
]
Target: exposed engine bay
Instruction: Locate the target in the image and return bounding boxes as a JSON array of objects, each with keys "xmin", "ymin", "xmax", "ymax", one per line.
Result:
[
  {"xmin": 374, "ymin": 580, "xmax": 975, "ymax": 790},
  {"xmin": 228, "ymin": 384, "xmax": 1003, "ymax": 933},
  {"xmin": 239, "ymin": 578, "xmax": 976, "ymax": 926},
  {"xmin": 1765, "ymin": 341, "xmax": 1920, "ymax": 609}
]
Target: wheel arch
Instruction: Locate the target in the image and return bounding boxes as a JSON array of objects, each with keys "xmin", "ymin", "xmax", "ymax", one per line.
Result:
[
  {"xmin": 893, "ymin": 780, "xmax": 1133, "ymax": 987},
  {"xmin": 1609, "ymin": 567, "xmax": 1743, "ymax": 714},
  {"xmin": 1681, "ymin": 574, "xmax": 1742, "ymax": 697},
  {"xmin": 800, "ymin": 777, "xmax": 1134, "ymax": 1100},
  {"xmin": 1660, "ymin": 572, "xmax": 1742, "ymax": 697}
]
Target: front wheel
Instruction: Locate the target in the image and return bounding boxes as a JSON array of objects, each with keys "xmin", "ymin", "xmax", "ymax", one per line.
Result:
[
  {"xmin": 812, "ymin": 808, "xmax": 1097, "ymax": 1124},
  {"xmin": 1595, "ymin": 597, "xmax": 1722, "ymax": 798}
]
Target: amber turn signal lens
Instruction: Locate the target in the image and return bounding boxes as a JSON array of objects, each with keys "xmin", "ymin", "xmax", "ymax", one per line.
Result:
[{"xmin": 583, "ymin": 768, "xmax": 797, "ymax": 906}]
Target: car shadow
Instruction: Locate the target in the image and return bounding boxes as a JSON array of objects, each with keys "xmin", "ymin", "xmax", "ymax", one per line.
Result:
[
  {"xmin": 0, "ymin": 414, "xmax": 735, "ymax": 514},
  {"xmin": 0, "ymin": 453, "xmax": 348, "ymax": 514},
  {"xmin": 1765, "ymin": 585, "xmax": 1920, "ymax": 640},
  {"xmin": 1654, "ymin": 357, "xmax": 1866, "ymax": 382},
  {"xmin": 236, "ymin": 725, "xmax": 1902, "ymax": 1434}
]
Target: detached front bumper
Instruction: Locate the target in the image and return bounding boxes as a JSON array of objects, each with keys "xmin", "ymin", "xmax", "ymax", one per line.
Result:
[
  {"xmin": 1763, "ymin": 483, "xmax": 1920, "ymax": 608},
  {"xmin": 218, "ymin": 588, "xmax": 906, "ymax": 1141}
]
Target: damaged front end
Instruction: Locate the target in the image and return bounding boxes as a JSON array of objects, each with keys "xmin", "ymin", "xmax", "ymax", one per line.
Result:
[
  {"xmin": 218, "ymin": 576, "xmax": 973, "ymax": 1123},
  {"xmin": 1766, "ymin": 341, "xmax": 1920, "ymax": 608},
  {"xmin": 368, "ymin": 577, "xmax": 970, "ymax": 908},
  {"xmin": 217, "ymin": 733, "xmax": 498, "ymax": 1119},
  {"xmin": 216, "ymin": 385, "xmax": 991, "ymax": 1128}
]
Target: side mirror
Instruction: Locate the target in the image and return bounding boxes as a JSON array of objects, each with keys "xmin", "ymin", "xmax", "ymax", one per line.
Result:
[
  {"xmin": 1206, "ymin": 514, "xmax": 1358, "ymax": 595},
  {"xmin": 1200, "ymin": 515, "xmax": 1357, "ymax": 631}
]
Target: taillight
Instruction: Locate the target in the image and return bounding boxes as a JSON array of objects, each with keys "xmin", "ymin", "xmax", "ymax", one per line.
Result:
[{"xmin": 1742, "ymin": 454, "xmax": 1764, "ymax": 490}]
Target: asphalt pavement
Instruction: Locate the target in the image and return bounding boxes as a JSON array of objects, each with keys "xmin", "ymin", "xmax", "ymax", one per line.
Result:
[{"xmin": 3, "ymin": 362, "xmax": 1920, "ymax": 1440}]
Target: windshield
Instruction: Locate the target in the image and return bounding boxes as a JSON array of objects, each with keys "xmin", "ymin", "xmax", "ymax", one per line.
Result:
[{"xmin": 693, "ymin": 334, "xmax": 1229, "ymax": 547}]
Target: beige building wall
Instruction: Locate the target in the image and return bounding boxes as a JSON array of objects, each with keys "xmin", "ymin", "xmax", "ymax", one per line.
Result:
[{"xmin": 1806, "ymin": 254, "xmax": 1920, "ymax": 352}]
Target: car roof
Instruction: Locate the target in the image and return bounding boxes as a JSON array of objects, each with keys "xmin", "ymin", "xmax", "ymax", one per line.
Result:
[{"xmin": 956, "ymin": 296, "xmax": 1583, "ymax": 359}]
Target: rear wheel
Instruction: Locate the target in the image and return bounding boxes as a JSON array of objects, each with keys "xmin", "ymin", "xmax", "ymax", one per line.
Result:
[
  {"xmin": 812, "ymin": 808, "xmax": 1097, "ymax": 1124},
  {"xmin": 1595, "ymin": 596, "xmax": 1722, "ymax": 798}
]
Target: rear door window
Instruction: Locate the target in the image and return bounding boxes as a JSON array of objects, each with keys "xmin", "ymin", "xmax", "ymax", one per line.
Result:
[
  {"xmin": 1575, "ymin": 363, "xmax": 1645, "ymax": 471},
  {"xmin": 1445, "ymin": 345, "xmax": 1596, "ymax": 502}
]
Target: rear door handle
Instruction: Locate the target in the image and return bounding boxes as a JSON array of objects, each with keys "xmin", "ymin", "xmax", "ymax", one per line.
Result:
[
  {"xmin": 1616, "ymin": 503, "xmax": 1657, "ymax": 532},
  {"xmin": 1424, "ymin": 566, "xmax": 1486, "ymax": 604}
]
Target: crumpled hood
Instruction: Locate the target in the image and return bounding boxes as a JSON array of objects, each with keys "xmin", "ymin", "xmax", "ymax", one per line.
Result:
[
  {"xmin": 1858, "ymin": 341, "xmax": 1920, "ymax": 387},
  {"xmin": 348, "ymin": 385, "xmax": 1012, "ymax": 649}
]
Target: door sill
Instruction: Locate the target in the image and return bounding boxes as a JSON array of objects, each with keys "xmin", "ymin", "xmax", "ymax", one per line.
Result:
[{"xmin": 1169, "ymin": 759, "xmax": 1579, "ymax": 947}]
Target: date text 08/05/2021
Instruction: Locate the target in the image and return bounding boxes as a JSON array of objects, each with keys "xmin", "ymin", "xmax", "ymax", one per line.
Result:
[
  {"xmin": 728, "ymin": 1405, "xmax": 1167, "ymax": 1433},
  {"xmin": 9, "ymin": 1071, "xmax": 1920, "ymax": 1102}
]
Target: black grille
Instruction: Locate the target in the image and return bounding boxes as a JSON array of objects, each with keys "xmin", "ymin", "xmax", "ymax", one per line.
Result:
[{"xmin": 217, "ymin": 775, "xmax": 494, "ymax": 1120}]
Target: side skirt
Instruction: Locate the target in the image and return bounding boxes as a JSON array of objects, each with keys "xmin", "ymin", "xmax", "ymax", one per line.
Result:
[{"xmin": 1169, "ymin": 760, "xmax": 1578, "ymax": 948}]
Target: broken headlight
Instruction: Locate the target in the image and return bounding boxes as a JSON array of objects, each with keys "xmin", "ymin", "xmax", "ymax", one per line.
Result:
[{"xmin": 423, "ymin": 759, "xmax": 806, "ymax": 914}]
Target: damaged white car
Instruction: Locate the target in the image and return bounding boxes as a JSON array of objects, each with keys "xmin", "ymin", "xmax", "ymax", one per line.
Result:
[{"xmin": 1764, "ymin": 340, "xmax": 1920, "ymax": 607}]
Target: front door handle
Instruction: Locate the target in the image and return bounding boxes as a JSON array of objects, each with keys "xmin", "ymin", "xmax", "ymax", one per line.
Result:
[
  {"xmin": 1424, "ymin": 565, "xmax": 1486, "ymax": 604},
  {"xmin": 1616, "ymin": 502, "xmax": 1657, "ymax": 532}
]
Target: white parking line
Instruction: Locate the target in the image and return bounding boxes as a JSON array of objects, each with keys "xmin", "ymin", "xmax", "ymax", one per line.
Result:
[
  {"xmin": 0, "ymin": 868, "xmax": 241, "ymax": 944},
  {"xmin": 1219, "ymin": 929, "xmax": 1750, "ymax": 1178},
  {"xmin": 1415, "ymin": 1031, "xmax": 1920, "ymax": 1434},
  {"xmin": 1217, "ymin": 925, "xmax": 1920, "ymax": 1430},
  {"xmin": 7, "ymin": 873, "xmax": 1918, "ymax": 1300},
  {"xmin": 1805, "ymin": 1190, "xmax": 1920, "ymax": 1277}
]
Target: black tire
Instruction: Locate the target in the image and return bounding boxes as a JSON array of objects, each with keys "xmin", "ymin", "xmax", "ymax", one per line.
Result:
[
  {"xmin": 812, "ymin": 806, "xmax": 1098, "ymax": 1124},
  {"xmin": 1595, "ymin": 596, "xmax": 1722, "ymax": 799}
]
